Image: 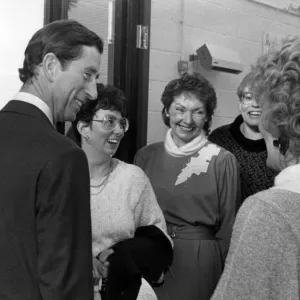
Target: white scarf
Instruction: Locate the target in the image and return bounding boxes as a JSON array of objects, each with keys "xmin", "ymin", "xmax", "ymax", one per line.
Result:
[
  {"xmin": 273, "ymin": 164, "xmax": 300, "ymax": 194},
  {"xmin": 164, "ymin": 128, "xmax": 207, "ymax": 157}
]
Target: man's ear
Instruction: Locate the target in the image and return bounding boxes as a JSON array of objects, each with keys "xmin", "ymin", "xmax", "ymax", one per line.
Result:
[{"xmin": 42, "ymin": 53, "xmax": 61, "ymax": 82}]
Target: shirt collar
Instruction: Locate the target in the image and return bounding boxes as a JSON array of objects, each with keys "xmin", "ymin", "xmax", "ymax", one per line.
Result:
[{"xmin": 13, "ymin": 92, "xmax": 54, "ymax": 125}]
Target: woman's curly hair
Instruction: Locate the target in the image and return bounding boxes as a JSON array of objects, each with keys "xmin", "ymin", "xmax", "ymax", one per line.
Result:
[
  {"xmin": 252, "ymin": 36, "xmax": 300, "ymax": 157},
  {"xmin": 161, "ymin": 73, "xmax": 217, "ymax": 135},
  {"xmin": 67, "ymin": 83, "xmax": 127, "ymax": 146}
]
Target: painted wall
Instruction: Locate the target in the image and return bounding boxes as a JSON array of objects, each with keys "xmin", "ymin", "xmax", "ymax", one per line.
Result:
[
  {"xmin": 0, "ymin": 1, "xmax": 44, "ymax": 109},
  {"xmin": 148, "ymin": 0, "xmax": 300, "ymax": 144}
]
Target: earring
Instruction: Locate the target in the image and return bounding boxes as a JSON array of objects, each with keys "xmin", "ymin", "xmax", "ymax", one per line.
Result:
[
  {"xmin": 84, "ymin": 135, "xmax": 90, "ymax": 144},
  {"xmin": 162, "ymin": 107, "xmax": 169, "ymax": 118},
  {"xmin": 273, "ymin": 136, "xmax": 289, "ymax": 155}
]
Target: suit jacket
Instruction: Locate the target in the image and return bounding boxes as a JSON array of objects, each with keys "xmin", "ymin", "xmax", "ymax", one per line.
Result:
[{"xmin": 0, "ymin": 100, "xmax": 93, "ymax": 299}]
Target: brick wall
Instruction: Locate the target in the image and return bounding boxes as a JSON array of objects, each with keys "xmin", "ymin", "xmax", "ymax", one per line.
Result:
[{"xmin": 148, "ymin": 0, "xmax": 300, "ymax": 144}]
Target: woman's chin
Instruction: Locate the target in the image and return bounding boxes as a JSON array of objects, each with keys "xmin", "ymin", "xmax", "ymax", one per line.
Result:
[{"xmin": 175, "ymin": 130, "xmax": 201, "ymax": 143}]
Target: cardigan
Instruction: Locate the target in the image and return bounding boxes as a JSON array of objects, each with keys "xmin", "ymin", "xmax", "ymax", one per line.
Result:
[{"xmin": 211, "ymin": 164, "xmax": 300, "ymax": 300}]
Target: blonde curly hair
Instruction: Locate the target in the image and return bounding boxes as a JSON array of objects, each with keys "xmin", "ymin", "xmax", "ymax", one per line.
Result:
[{"xmin": 252, "ymin": 36, "xmax": 300, "ymax": 157}]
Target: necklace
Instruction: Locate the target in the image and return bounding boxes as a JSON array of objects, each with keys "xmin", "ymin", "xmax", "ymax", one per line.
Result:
[{"xmin": 90, "ymin": 159, "xmax": 114, "ymax": 195}]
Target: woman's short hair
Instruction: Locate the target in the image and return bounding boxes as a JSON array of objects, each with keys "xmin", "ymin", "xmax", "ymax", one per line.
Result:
[
  {"xmin": 161, "ymin": 73, "xmax": 217, "ymax": 135},
  {"xmin": 19, "ymin": 19, "xmax": 104, "ymax": 84},
  {"xmin": 252, "ymin": 36, "xmax": 300, "ymax": 157},
  {"xmin": 67, "ymin": 83, "xmax": 127, "ymax": 146},
  {"xmin": 237, "ymin": 72, "xmax": 256, "ymax": 99}
]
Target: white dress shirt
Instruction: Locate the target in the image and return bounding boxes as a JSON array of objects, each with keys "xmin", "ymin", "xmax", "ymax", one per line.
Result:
[{"xmin": 13, "ymin": 92, "xmax": 53, "ymax": 125}]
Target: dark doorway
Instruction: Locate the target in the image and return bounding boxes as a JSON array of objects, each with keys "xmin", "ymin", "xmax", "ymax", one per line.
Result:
[{"xmin": 112, "ymin": 0, "xmax": 151, "ymax": 163}]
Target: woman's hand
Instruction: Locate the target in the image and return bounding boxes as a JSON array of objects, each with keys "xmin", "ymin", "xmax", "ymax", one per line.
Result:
[
  {"xmin": 96, "ymin": 249, "xmax": 114, "ymax": 279},
  {"xmin": 93, "ymin": 256, "xmax": 102, "ymax": 284}
]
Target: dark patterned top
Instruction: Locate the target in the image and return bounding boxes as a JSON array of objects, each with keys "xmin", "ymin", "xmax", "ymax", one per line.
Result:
[{"xmin": 209, "ymin": 115, "xmax": 277, "ymax": 203}]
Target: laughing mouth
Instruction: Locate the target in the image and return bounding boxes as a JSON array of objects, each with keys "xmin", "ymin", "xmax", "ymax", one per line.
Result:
[
  {"xmin": 179, "ymin": 125, "xmax": 194, "ymax": 132},
  {"xmin": 107, "ymin": 139, "xmax": 119, "ymax": 145},
  {"xmin": 248, "ymin": 111, "xmax": 262, "ymax": 117}
]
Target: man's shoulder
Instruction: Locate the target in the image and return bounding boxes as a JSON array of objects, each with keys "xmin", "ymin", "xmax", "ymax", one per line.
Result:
[
  {"xmin": 26, "ymin": 126, "xmax": 85, "ymax": 165},
  {"xmin": 44, "ymin": 131, "xmax": 84, "ymax": 159}
]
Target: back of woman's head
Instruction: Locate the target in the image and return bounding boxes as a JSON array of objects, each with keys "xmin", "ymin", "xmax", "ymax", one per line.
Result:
[
  {"xmin": 67, "ymin": 83, "xmax": 127, "ymax": 146},
  {"xmin": 252, "ymin": 36, "xmax": 300, "ymax": 157}
]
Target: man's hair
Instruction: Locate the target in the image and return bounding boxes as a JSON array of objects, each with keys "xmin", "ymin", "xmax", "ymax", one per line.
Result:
[
  {"xmin": 161, "ymin": 73, "xmax": 217, "ymax": 135},
  {"xmin": 18, "ymin": 19, "xmax": 104, "ymax": 83},
  {"xmin": 252, "ymin": 36, "xmax": 300, "ymax": 157}
]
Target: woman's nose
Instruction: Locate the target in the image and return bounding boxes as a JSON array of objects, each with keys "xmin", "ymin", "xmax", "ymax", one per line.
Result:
[
  {"xmin": 113, "ymin": 122, "xmax": 125, "ymax": 136},
  {"xmin": 251, "ymin": 98, "xmax": 260, "ymax": 107},
  {"xmin": 183, "ymin": 111, "xmax": 193, "ymax": 124}
]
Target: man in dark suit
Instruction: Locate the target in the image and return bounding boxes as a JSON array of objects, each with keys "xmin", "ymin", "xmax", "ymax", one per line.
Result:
[{"xmin": 0, "ymin": 20, "xmax": 103, "ymax": 299}]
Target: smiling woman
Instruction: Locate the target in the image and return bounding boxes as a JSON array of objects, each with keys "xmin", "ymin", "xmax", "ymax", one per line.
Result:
[
  {"xmin": 134, "ymin": 73, "xmax": 241, "ymax": 300},
  {"xmin": 167, "ymin": 93, "xmax": 207, "ymax": 148},
  {"xmin": 211, "ymin": 35, "xmax": 300, "ymax": 300},
  {"xmin": 67, "ymin": 83, "xmax": 172, "ymax": 300},
  {"xmin": 209, "ymin": 72, "xmax": 277, "ymax": 203}
]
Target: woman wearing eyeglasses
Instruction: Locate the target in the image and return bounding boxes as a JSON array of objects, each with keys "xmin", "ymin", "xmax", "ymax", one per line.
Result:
[
  {"xmin": 209, "ymin": 72, "xmax": 277, "ymax": 203},
  {"xmin": 212, "ymin": 36, "xmax": 300, "ymax": 300},
  {"xmin": 67, "ymin": 83, "xmax": 172, "ymax": 300},
  {"xmin": 134, "ymin": 73, "xmax": 241, "ymax": 300}
]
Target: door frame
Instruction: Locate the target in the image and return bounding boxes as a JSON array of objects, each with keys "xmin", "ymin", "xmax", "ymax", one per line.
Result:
[
  {"xmin": 44, "ymin": 0, "xmax": 152, "ymax": 160},
  {"xmin": 112, "ymin": 0, "xmax": 151, "ymax": 162}
]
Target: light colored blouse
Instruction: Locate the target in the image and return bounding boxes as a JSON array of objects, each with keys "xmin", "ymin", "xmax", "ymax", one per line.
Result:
[{"xmin": 91, "ymin": 158, "xmax": 171, "ymax": 257}]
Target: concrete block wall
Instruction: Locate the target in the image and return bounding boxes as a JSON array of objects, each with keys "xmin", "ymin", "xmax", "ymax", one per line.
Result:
[{"xmin": 148, "ymin": 0, "xmax": 300, "ymax": 144}]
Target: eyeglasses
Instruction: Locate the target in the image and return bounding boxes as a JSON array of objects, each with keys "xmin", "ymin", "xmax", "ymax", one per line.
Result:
[
  {"xmin": 92, "ymin": 115, "xmax": 129, "ymax": 132},
  {"xmin": 240, "ymin": 92, "xmax": 257, "ymax": 106}
]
